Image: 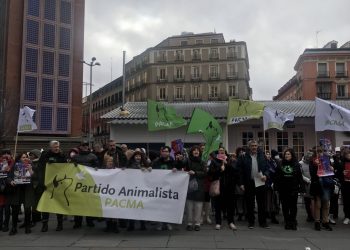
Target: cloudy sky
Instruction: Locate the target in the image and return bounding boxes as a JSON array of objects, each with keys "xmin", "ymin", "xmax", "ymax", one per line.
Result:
[{"xmin": 83, "ymin": 0, "xmax": 350, "ymax": 100}]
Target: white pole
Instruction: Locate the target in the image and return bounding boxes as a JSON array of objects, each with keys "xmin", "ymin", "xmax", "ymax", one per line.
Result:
[{"xmin": 122, "ymin": 51, "xmax": 126, "ymax": 108}]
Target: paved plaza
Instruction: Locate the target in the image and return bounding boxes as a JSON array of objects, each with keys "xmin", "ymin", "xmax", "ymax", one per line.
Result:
[{"xmin": 1, "ymin": 204, "xmax": 350, "ymax": 250}]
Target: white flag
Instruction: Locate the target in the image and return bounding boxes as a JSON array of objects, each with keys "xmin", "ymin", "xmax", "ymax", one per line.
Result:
[
  {"xmin": 17, "ymin": 106, "xmax": 37, "ymax": 132},
  {"xmin": 263, "ymin": 107, "xmax": 294, "ymax": 131},
  {"xmin": 315, "ymin": 98, "xmax": 350, "ymax": 131}
]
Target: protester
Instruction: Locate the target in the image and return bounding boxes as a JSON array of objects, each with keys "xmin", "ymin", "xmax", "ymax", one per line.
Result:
[
  {"xmin": 0, "ymin": 149, "xmax": 13, "ymax": 232},
  {"xmin": 337, "ymin": 148, "xmax": 350, "ymax": 225},
  {"xmin": 300, "ymin": 151, "xmax": 314, "ymax": 222},
  {"xmin": 93, "ymin": 143, "xmax": 105, "ymax": 167},
  {"xmin": 275, "ymin": 148, "xmax": 304, "ymax": 230},
  {"xmin": 265, "ymin": 150, "xmax": 279, "ymax": 224},
  {"xmin": 7, "ymin": 152, "xmax": 35, "ymax": 235},
  {"xmin": 37, "ymin": 140, "xmax": 67, "ymax": 232},
  {"xmin": 28, "ymin": 149, "xmax": 42, "ymax": 225},
  {"xmin": 329, "ymin": 147, "xmax": 342, "ymax": 224},
  {"xmin": 309, "ymin": 147, "xmax": 334, "ymax": 231},
  {"xmin": 72, "ymin": 141, "xmax": 99, "ymax": 229},
  {"xmin": 237, "ymin": 140, "xmax": 270, "ymax": 229},
  {"xmin": 183, "ymin": 146, "xmax": 207, "ymax": 231},
  {"xmin": 234, "ymin": 147, "xmax": 246, "ymax": 221},
  {"xmin": 105, "ymin": 140, "xmax": 127, "ymax": 168}
]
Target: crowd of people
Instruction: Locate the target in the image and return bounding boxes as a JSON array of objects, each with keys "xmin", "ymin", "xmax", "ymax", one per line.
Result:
[{"xmin": 0, "ymin": 139, "xmax": 349, "ymax": 236}]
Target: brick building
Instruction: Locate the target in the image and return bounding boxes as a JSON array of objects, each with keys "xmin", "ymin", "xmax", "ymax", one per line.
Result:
[
  {"xmin": 274, "ymin": 40, "xmax": 350, "ymax": 101},
  {"xmin": 0, "ymin": 0, "xmax": 84, "ymax": 151}
]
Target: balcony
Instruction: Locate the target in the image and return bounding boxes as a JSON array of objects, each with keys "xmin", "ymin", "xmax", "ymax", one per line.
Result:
[
  {"xmin": 157, "ymin": 56, "xmax": 167, "ymax": 62},
  {"xmin": 336, "ymin": 71, "xmax": 348, "ymax": 78},
  {"xmin": 175, "ymin": 55, "xmax": 184, "ymax": 61},
  {"xmin": 226, "ymin": 72, "xmax": 238, "ymax": 79},
  {"xmin": 157, "ymin": 76, "xmax": 168, "ymax": 83},
  {"xmin": 191, "ymin": 74, "xmax": 202, "ymax": 82},
  {"xmin": 174, "ymin": 75, "xmax": 184, "ymax": 82},
  {"xmin": 317, "ymin": 71, "xmax": 330, "ymax": 78},
  {"xmin": 156, "ymin": 96, "xmax": 168, "ymax": 101},
  {"xmin": 192, "ymin": 54, "xmax": 201, "ymax": 61},
  {"xmin": 209, "ymin": 53, "xmax": 219, "ymax": 60},
  {"xmin": 317, "ymin": 92, "xmax": 331, "ymax": 100},
  {"xmin": 209, "ymin": 74, "xmax": 219, "ymax": 80}
]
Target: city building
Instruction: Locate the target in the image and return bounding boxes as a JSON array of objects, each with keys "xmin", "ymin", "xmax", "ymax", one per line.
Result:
[
  {"xmin": 274, "ymin": 40, "xmax": 350, "ymax": 101},
  {"xmin": 82, "ymin": 77, "xmax": 123, "ymax": 146},
  {"xmin": 103, "ymin": 100, "xmax": 350, "ymax": 159},
  {"xmin": 125, "ymin": 32, "xmax": 251, "ymax": 102},
  {"xmin": 0, "ymin": 0, "xmax": 84, "ymax": 151}
]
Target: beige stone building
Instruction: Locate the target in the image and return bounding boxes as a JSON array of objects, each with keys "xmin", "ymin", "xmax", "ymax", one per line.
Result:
[{"xmin": 125, "ymin": 32, "xmax": 251, "ymax": 102}]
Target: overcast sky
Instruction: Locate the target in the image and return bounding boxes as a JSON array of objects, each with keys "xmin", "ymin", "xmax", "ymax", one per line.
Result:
[{"xmin": 83, "ymin": 0, "xmax": 350, "ymax": 100}]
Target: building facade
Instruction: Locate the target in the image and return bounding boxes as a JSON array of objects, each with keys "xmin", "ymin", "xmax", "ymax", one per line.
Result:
[
  {"xmin": 82, "ymin": 77, "xmax": 123, "ymax": 146},
  {"xmin": 274, "ymin": 40, "xmax": 350, "ymax": 101},
  {"xmin": 125, "ymin": 32, "xmax": 251, "ymax": 102},
  {"xmin": 0, "ymin": 0, "xmax": 84, "ymax": 151}
]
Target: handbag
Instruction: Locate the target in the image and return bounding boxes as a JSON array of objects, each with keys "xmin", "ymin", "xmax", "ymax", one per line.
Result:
[
  {"xmin": 188, "ymin": 178, "xmax": 198, "ymax": 193},
  {"xmin": 209, "ymin": 179, "xmax": 220, "ymax": 197}
]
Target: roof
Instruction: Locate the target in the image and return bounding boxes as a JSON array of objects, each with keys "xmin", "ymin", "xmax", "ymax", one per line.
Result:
[{"xmin": 101, "ymin": 100, "xmax": 350, "ymax": 125}]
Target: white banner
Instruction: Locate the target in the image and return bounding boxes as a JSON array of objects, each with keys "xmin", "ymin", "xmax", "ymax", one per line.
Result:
[
  {"xmin": 315, "ymin": 98, "xmax": 350, "ymax": 131},
  {"xmin": 17, "ymin": 106, "xmax": 37, "ymax": 132},
  {"xmin": 263, "ymin": 107, "xmax": 294, "ymax": 131},
  {"xmin": 38, "ymin": 164, "xmax": 189, "ymax": 224}
]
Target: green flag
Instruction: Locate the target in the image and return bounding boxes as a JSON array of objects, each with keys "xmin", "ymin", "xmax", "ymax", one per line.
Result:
[
  {"xmin": 227, "ymin": 99, "xmax": 265, "ymax": 125},
  {"xmin": 187, "ymin": 108, "xmax": 222, "ymax": 160},
  {"xmin": 147, "ymin": 100, "xmax": 187, "ymax": 131}
]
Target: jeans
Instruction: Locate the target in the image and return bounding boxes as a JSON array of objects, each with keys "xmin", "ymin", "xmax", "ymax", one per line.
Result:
[{"xmin": 280, "ymin": 193, "xmax": 298, "ymax": 224}]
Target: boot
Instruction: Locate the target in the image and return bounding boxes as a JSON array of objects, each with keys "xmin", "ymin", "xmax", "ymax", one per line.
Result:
[
  {"xmin": 113, "ymin": 221, "xmax": 120, "ymax": 233},
  {"xmin": 56, "ymin": 221, "xmax": 63, "ymax": 231},
  {"xmin": 104, "ymin": 221, "xmax": 112, "ymax": 232},
  {"xmin": 25, "ymin": 226, "xmax": 32, "ymax": 234},
  {"xmin": 9, "ymin": 227, "xmax": 17, "ymax": 236},
  {"xmin": 271, "ymin": 213, "xmax": 279, "ymax": 224},
  {"xmin": 314, "ymin": 221, "xmax": 321, "ymax": 231},
  {"xmin": 41, "ymin": 222, "xmax": 48, "ymax": 232}
]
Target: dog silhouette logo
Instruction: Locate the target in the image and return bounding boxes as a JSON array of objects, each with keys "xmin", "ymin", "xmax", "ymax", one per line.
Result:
[
  {"xmin": 50, "ymin": 175, "xmax": 73, "ymax": 206},
  {"xmin": 329, "ymin": 104, "xmax": 343, "ymax": 119}
]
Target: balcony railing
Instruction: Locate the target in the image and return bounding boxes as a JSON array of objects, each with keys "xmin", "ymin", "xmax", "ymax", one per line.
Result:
[
  {"xmin": 157, "ymin": 56, "xmax": 167, "ymax": 62},
  {"xmin": 175, "ymin": 55, "xmax": 184, "ymax": 61},
  {"xmin": 174, "ymin": 75, "xmax": 184, "ymax": 82},
  {"xmin": 317, "ymin": 71, "xmax": 329, "ymax": 78},
  {"xmin": 227, "ymin": 52, "xmax": 239, "ymax": 59},
  {"xmin": 209, "ymin": 74, "xmax": 219, "ymax": 80},
  {"xmin": 209, "ymin": 53, "xmax": 219, "ymax": 60},
  {"xmin": 156, "ymin": 96, "xmax": 167, "ymax": 101},
  {"xmin": 336, "ymin": 71, "xmax": 348, "ymax": 78},
  {"xmin": 191, "ymin": 74, "xmax": 201, "ymax": 81},
  {"xmin": 317, "ymin": 92, "xmax": 331, "ymax": 99},
  {"xmin": 192, "ymin": 54, "xmax": 201, "ymax": 61},
  {"xmin": 226, "ymin": 72, "xmax": 238, "ymax": 79},
  {"xmin": 157, "ymin": 76, "xmax": 168, "ymax": 83}
]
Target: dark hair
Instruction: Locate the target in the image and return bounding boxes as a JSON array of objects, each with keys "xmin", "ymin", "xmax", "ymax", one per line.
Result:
[
  {"xmin": 0, "ymin": 148, "xmax": 11, "ymax": 156},
  {"xmin": 282, "ymin": 148, "xmax": 297, "ymax": 163},
  {"xmin": 189, "ymin": 145, "xmax": 202, "ymax": 157},
  {"xmin": 15, "ymin": 152, "xmax": 28, "ymax": 163},
  {"xmin": 160, "ymin": 146, "xmax": 171, "ymax": 152},
  {"xmin": 235, "ymin": 147, "xmax": 244, "ymax": 156}
]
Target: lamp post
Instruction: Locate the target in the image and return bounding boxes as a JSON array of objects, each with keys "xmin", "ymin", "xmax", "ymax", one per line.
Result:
[{"xmin": 81, "ymin": 57, "xmax": 100, "ymax": 148}]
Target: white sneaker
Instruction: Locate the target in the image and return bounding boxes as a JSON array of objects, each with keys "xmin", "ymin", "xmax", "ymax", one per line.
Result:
[
  {"xmin": 329, "ymin": 216, "xmax": 336, "ymax": 225},
  {"xmin": 215, "ymin": 224, "xmax": 221, "ymax": 230},
  {"xmin": 206, "ymin": 216, "xmax": 212, "ymax": 225},
  {"xmin": 166, "ymin": 224, "xmax": 173, "ymax": 231},
  {"xmin": 229, "ymin": 223, "xmax": 237, "ymax": 230},
  {"xmin": 343, "ymin": 218, "xmax": 350, "ymax": 225}
]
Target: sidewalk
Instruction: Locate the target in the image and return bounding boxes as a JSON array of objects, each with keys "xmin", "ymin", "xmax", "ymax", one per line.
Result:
[{"xmin": 1, "ymin": 204, "xmax": 350, "ymax": 250}]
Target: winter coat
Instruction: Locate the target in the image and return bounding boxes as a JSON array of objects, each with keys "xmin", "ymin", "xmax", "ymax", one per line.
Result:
[
  {"xmin": 151, "ymin": 157, "xmax": 175, "ymax": 170},
  {"xmin": 184, "ymin": 156, "xmax": 207, "ymax": 202},
  {"xmin": 275, "ymin": 160, "xmax": 305, "ymax": 196},
  {"xmin": 104, "ymin": 146, "xmax": 127, "ymax": 168},
  {"xmin": 72, "ymin": 151, "xmax": 99, "ymax": 168},
  {"xmin": 337, "ymin": 158, "xmax": 350, "ymax": 184}
]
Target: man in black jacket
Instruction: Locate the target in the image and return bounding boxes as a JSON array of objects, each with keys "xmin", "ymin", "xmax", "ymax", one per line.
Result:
[
  {"xmin": 37, "ymin": 140, "xmax": 67, "ymax": 232},
  {"xmin": 105, "ymin": 140, "xmax": 127, "ymax": 168},
  {"xmin": 237, "ymin": 140, "xmax": 269, "ymax": 229}
]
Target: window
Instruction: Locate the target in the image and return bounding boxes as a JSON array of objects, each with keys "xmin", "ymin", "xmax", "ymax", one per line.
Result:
[
  {"xmin": 60, "ymin": 0, "xmax": 72, "ymax": 24},
  {"xmin": 209, "ymin": 85, "xmax": 218, "ymax": 98},
  {"xmin": 57, "ymin": 107, "xmax": 68, "ymax": 131},
  {"xmin": 336, "ymin": 63, "xmax": 346, "ymax": 77},
  {"xmin": 43, "ymin": 24, "xmax": 55, "ymax": 48},
  {"xmin": 158, "ymin": 51, "xmax": 166, "ymax": 62},
  {"xmin": 337, "ymin": 84, "xmax": 346, "ymax": 98},
  {"xmin": 211, "ymin": 39, "xmax": 219, "ymax": 44},
  {"xmin": 159, "ymin": 87, "xmax": 166, "ymax": 100},
  {"xmin": 317, "ymin": 63, "xmax": 328, "ymax": 77},
  {"xmin": 195, "ymin": 40, "xmax": 203, "ymax": 45},
  {"xmin": 257, "ymin": 132, "xmax": 269, "ymax": 152},
  {"xmin": 159, "ymin": 68, "xmax": 166, "ymax": 80},
  {"xmin": 292, "ymin": 132, "xmax": 304, "ymax": 161},
  {"xmin": 242, "ymin": 132, "xmax": 254, "ymax": 146},
  {"xmin": 227, "ymin": 64, "xmax": 237, "ymax": 78},
  {"xmin": 210, "ymin": 65, "xmax": 219, "ymax": 78},
  {"xmin": 42, "ymin": 51, "xmax": 54, "ymax": 75},
  {"xmin": 175, "ymin": 50, "xmax": 183, "ymax": 61},
  {"xmin": 25, "ymin": 48, "xmax": 38, "ymax": 73},
  {"xmin": 192, "ymin": 49, "xmax": 201, "ymax": 60},
  {"xmin": 40, "ymin": 106, "xmax": 53, "ymax": 130},
  {"xmin": 317, "ymin": 83, "xmax": 331, "ymax": 99},
  {"xmin": 24, "ymin": 76, "xmax": 37, "ymax": 101},
  {"xmin": 176, "ymin": 67, "xmax": 183, "ymax": 79},
  {"xmin": 143, "ymin": 71, "xmax": 147, "ymax": 82},
  {"xmin": 41, "ymin": 78, "xmax": 53, "ymax": 102},
  {"xmin": 26, "ymin": 20, "xmax": 39, "ymax": 44},
  {"xmin": 192, "ymin": 86, "xmax": 200, "ymax": 99},
  {"xmin": 58, "ymin": 54, "xmax": 70, "ymax": 77},
  {"xmin": 277, "ymin": 132, "xmax": 289, "ymax": 155},
  {"xmin": 57, "ymin": 80, "xmax": 69, "ymax": 103},
  {"xmin": 180, "ymin": 41, "xmax": 188, "ymax": 46},
  {"xmin": 227, "ymin": 46, "xmax": 237, "ymax": 58},
  {"xmin": 59, "ymin": 27, "xmax": 71, "ymax": 50},
  {"xmin": 192, "ymin": 66, "xmax": 200, "ymax": 78},
  {"xmin": 44, "ymin": 0, "xmax": 56, "ymax": 21},
  {"xmin": 229, "ymin": 85, "xmax": 236, "ymax": 97},
  {"xmin": 28, "ymin": 0, "xmax": 40, "ymax": 17},
  {"xmin": 175, "ymin": 86, "xmax": 184, "ymax": 100},
  {"xmin": 210, "ymin": 48, "xmax": 219, "ymax": 59}
]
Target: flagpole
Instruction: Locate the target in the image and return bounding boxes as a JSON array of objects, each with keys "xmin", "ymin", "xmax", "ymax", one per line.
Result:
[{"xmin": 14, "ymin": 131, "xmax": 19, "ymax": 158}]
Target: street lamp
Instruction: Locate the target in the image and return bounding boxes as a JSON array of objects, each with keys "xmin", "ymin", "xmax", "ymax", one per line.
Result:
[{"xmin": 81, "ymin": 57, "xmax": 101, "ymax": 148}]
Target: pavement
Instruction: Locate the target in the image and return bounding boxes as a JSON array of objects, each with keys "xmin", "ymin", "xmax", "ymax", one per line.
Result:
[{"xmin": 1, "ymin": 203, "xmax": 350, "ymax": 250}]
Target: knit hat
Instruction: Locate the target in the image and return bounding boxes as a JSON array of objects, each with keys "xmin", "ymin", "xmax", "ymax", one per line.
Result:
[
  {"xmin": 29, "ymin": 149, "xmax": 42, "ymax": 158},
  {"xmin": 271, "ymin": 149, "xmax": 279, "ymax": 159}
]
